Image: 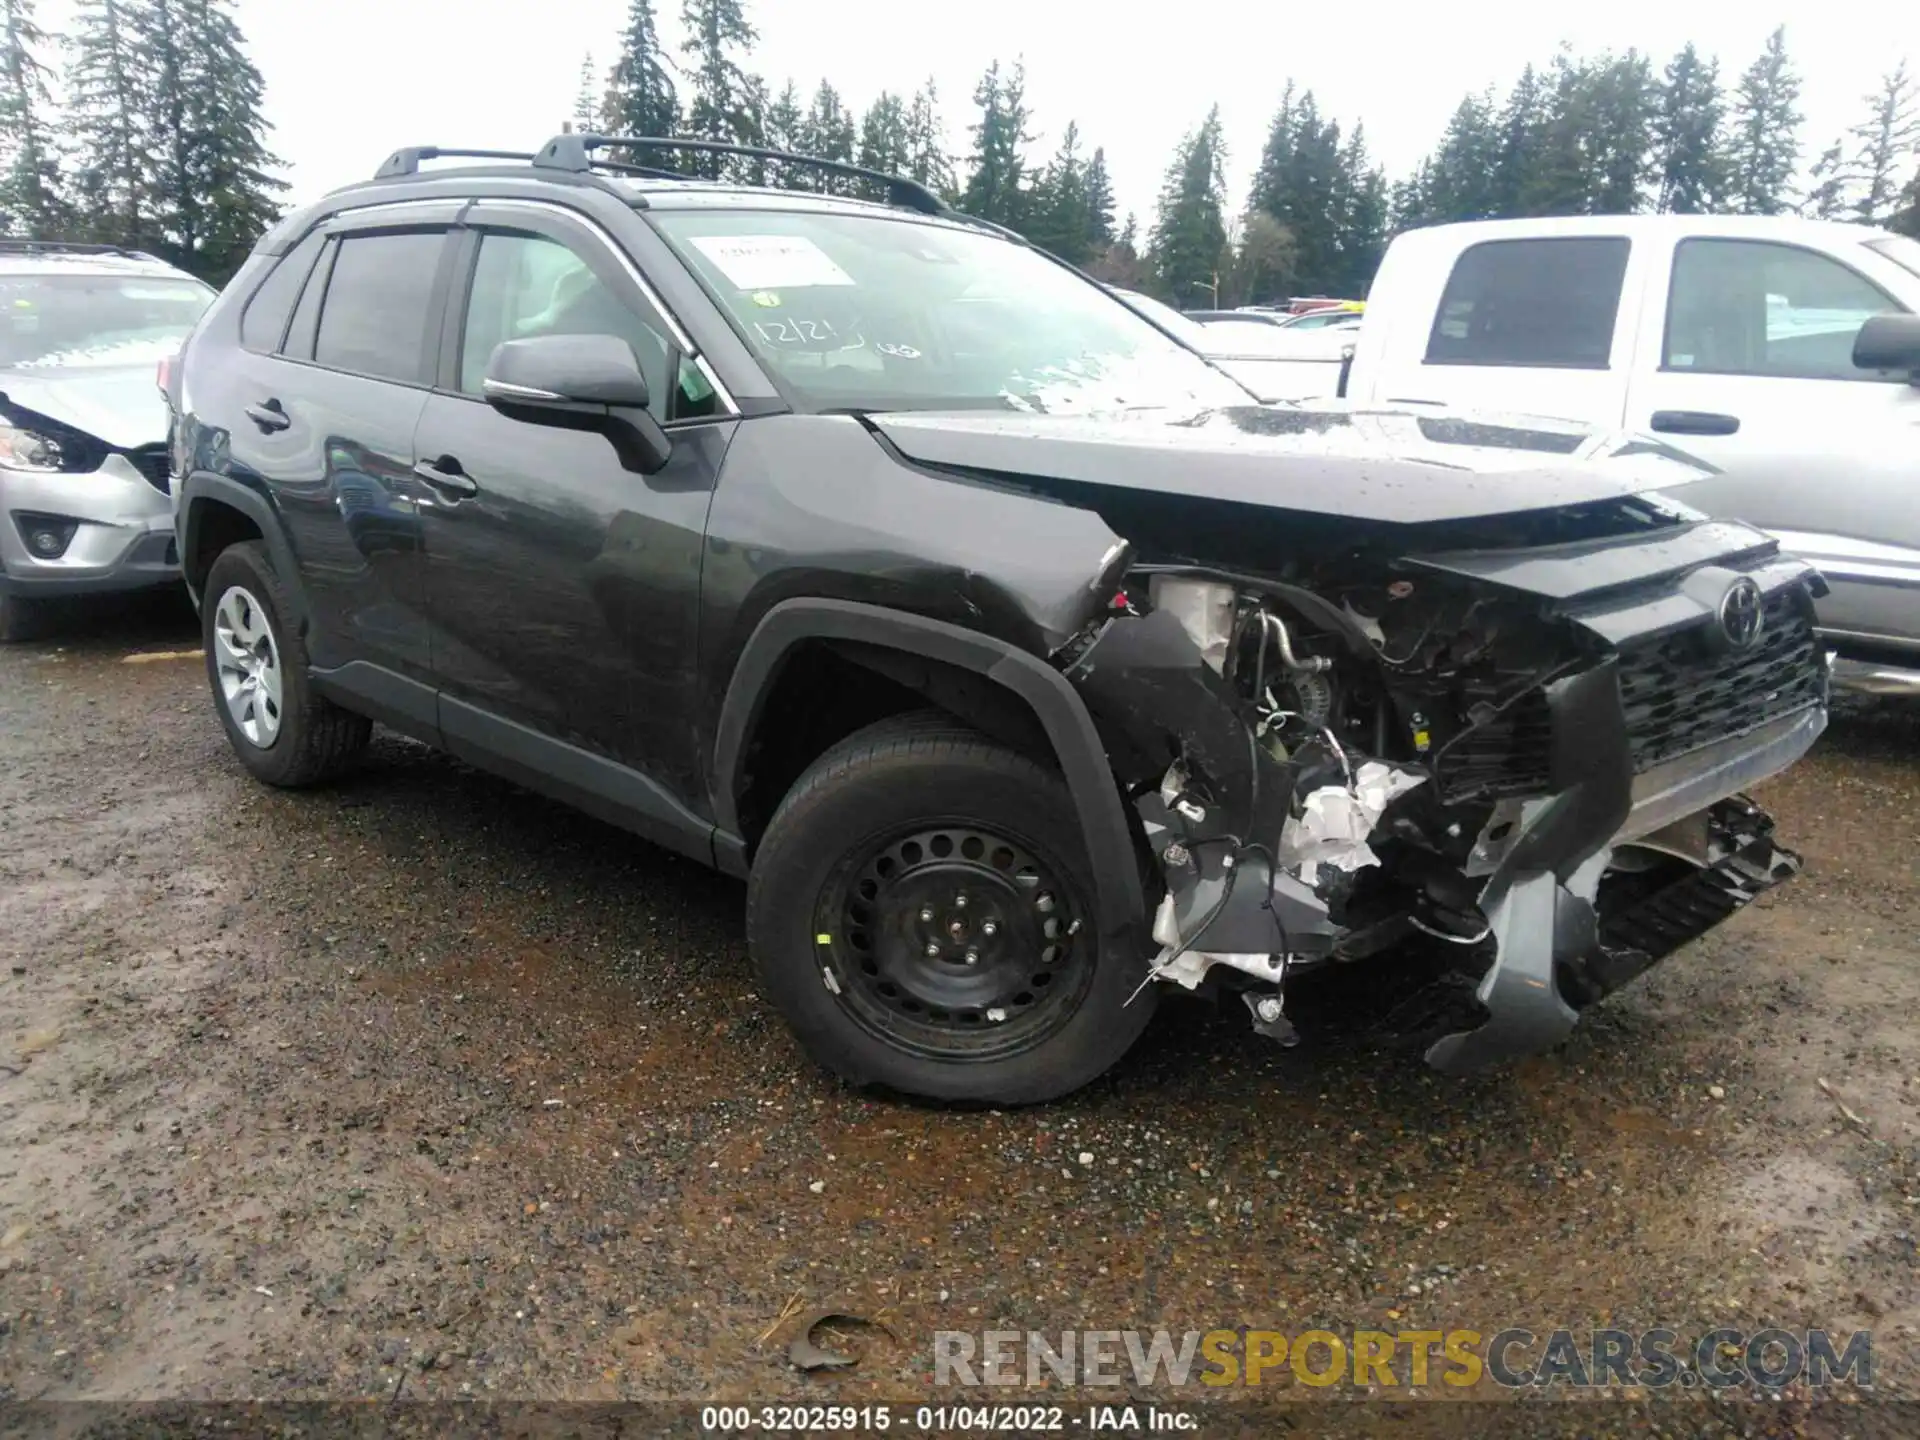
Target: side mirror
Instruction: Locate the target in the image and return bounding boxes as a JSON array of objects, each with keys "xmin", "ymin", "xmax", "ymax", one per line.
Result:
[
  {"xmin": 1853, "ymin": 314, "xmax": 1920, "ymax": 383},
  {"xmin": 482, "ymin": 334, "xmax": 672, "ymax": 473}
]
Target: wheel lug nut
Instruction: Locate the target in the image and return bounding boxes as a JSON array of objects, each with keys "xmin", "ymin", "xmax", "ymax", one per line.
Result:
[
  {"xmin": 964, "ymin": 948, "xmax": 979, "ymax": 966},
  {"xmin": 918, "ymin": 906, "xmax": 935, "ymax": 923},
  {"xmin": 981, "ymin": 920, "xmax": 998, "ymax": 937},
  {"xmin": 925, "ymin": 942, "xmax": 940, "ymax": 958},
  {"xmin": 954, "ymin": 894, "xmax": 968, "ymax": 909},
  {"xmin": 1036, "ymin": 893, "xmax": 1055, "ymax": 914}
]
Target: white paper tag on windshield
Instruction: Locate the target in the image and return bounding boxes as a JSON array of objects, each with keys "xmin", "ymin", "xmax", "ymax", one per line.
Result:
[{"xmin": 690, "ymin": 235, "xmax": 855, "ymax": 289}]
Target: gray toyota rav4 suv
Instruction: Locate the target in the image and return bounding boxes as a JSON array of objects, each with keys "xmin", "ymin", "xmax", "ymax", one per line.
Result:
[
  {"xmin": 166, "ymin": 136, "xmax": 1830, "ymax": 1104},
  {"xmin": 0, "ymin": 241, "xmax": 214, "ymax": 640}
]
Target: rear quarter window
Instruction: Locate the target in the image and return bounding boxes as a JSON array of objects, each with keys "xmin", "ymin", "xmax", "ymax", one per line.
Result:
[
  {"xmin": 311, "ymin": 229, "xmax": 447, "ymax": 384},
  {"xmin": 239, "ymin": 230, "xmax": 325, "ymax": 353},
  {"xmin": 1425, "ymin": 236, "xmax": 1629, "ymax": 369}
]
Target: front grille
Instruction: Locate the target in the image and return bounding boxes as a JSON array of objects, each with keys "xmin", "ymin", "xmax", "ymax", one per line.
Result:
[
  {"xmin": 1435, "ymin": 589, "xmax": 1824, "ymax": 802},
  {"xmin": 126, "ymin": 444, "xmax": 171, "ymax": 495},
  {"xmin": 1616, "ymin": 590, "xmax": 1825, "ymax": 771}
]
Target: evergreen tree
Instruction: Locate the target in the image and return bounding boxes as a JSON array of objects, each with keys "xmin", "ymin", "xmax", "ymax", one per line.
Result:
[
  {"xmin": 1026, "ymin": 121, "xmax": 1089, "ymax": 264},
  {"xmin": 678, "ymin": 0, "xmax": 756, "ymax": 178},
  {"xmin": 903, "ymin": 79, "xmax": 953, "ymax": 196},
  {"xmin": 0, "ymin": 0, "xmax": 63, "ymax": 237},
  {"xmin": 1147, "ymin": 106, "xmax": 1226, "ymax": 306},
  {"xmin": 1800, "ymin": 138, "xmax": 1854, "ymax": 220},
  {"xmin": 761, "ymin": 80, "xmax": 802, "ymax": 152},
  {"xmin": 1847, "ymin": 61, "xmax": 1919, "ymax": 225},
  {"xmin": 132, "ymin": 0, "xmax": 283, "ymax": 280},
  {"xmin": 1389, "ymin": 163, "xmax": 1432, "ymax": 231},
  {"xmin": 1233, "ymin": 208, "xmax": 1294, "ymax": 303},
  {"xmin": 960, "ymin": 60, "xmax": 1032, "ymax": 227},
  {"xmin": 1488, "ymin": 65, "xmax": 1546, "ymax": 217},
  {"xmin": 856, "ymin": 90, "xmax": 911, "ymax": 183},
  {"xmin": 1524, "ymin": 48, "xmax": 1599, "ymax": 215},
  {"xmin": 1653, "ymin": 43, "xmax": 1727, "ymax": 213},
  {"xmin": 572, "ymin": 52, "xmax": 597, "ymax": 133},
  {"xmin": 1725, "ymin": 25, "xmax": 1803, "ymax": 216},
  {"xmin": 63, "ymin": 0, "xmax": 146, "ymax": 245},
  {"xmin": 1585, "ymin": 50, "xmax": 1655, "ymax": 213},
  {"xmin": 1892, "ymin": 170, "xmax": 1920, "ymax": 237},
  {"xmin": 602, "ymin": 0, "xmax": 677, "ymax": 141},
  {"xmin": 1334, "ymin": 125, "xmax": 1389, "ymax": 294},
  {"xmin": 1082, "ymin": 145, "xmax": 1115, "ymax": 250},
  {"xmin": 798, "ymin": 78, "xmax": 854, "ymax": 186},
  {"xmin": 1424, "ymin": 91, "xmax": 1497, "ymax": 221}
]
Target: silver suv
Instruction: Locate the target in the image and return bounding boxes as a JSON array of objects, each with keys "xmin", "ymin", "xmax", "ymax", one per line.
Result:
[{"xmin": 0, "ymin": 241, "xmax": 214, "ymax": 640}]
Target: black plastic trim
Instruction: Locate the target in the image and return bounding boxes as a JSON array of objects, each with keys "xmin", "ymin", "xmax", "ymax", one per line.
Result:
[
  {"xmin": 710, "ymin": 598, "xmax": 1145, "ymax": 939},
  {"xmin": 308, "ymin": 660, "xmax": 441, "ymax": 744},
  {"xmin": 175, "ymin": 472, "xmax": 309, "ymax": 626},
  {"xmin": 440, "ymin": 696, "xmax": 717, "ymax": 868}
]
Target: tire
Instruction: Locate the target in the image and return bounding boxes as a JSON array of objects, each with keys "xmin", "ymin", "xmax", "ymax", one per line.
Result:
[
  {"xmin": 747, "ymin": 712, "xmax": 1157, "ymax": 1104},
  {"xmin": 202, "ymin": 540, "xmax": 370, "ymax": 787},
  {"xmin": 0, "ymin": 590, "xmax": 52, "ymax": 643}
]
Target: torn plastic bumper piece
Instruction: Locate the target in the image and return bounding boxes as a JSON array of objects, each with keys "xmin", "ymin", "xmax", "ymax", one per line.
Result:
[{"xmin": 1424, "ymin": 661, "xmax": 1633, "ymax": 1075}]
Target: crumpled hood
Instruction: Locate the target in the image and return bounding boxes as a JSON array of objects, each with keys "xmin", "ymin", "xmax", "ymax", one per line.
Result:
[
  {"xmin": 0, "ymin": 358, "xmax": 169, "ymax": 450},
  {"xmin": 869, "ymin": 403, "xmax": 1714, "ymax": 526}
]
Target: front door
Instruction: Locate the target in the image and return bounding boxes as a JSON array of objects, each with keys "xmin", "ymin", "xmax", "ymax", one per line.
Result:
[
  {"xmin": 1625, "ymin": 235, "xmax": 1920, "ymax": 652},
  {"xmin": 412, "ymin": 205, "xmax": 734, "ymax": 811}
]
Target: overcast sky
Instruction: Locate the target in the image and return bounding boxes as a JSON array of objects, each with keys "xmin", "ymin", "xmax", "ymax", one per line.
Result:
[{"xmin": 45, "ymin": 2, "xmax": 1920, "ymax": 224}]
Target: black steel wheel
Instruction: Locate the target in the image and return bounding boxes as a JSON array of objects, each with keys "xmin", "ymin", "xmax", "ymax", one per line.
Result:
[
  {"xmin": 818, "ymin": 822, "xmax": 1095, "ymax": 1062},
  {"xmin": 747, "ymin": 712, "xmax": 1157, "ymax": 1104}
]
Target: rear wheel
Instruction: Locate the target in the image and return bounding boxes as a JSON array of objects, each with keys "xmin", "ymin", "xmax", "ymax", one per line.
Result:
[
  {"xmin": 202, "ymin": 541, "xmax": 370, "ymax": 787},
  {"xmin": 747, "ymin": 713, "xmax": 1156, "ymax": 1104}
]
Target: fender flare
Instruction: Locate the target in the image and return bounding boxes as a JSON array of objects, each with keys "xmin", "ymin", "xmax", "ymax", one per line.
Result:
[
  {"xmin": 176, "ymin": 471, "xmax": 308, "ymax": 628},
  {"xmin": 710, "ymin": 598, "xmax": 1146, "ymax": 942}
]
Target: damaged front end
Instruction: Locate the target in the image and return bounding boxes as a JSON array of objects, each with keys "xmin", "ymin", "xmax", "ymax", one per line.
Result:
[{"xmin": 1058, "ymin": 513, "xmax": 1827, "ymax": 1073}]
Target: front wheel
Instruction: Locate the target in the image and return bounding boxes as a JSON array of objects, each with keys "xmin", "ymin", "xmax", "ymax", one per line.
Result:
[{"xmin": 746, "ymin": 713, "xmax": 1156, "ymax": 1104}]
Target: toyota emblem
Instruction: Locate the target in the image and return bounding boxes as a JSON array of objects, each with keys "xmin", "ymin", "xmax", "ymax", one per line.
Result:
[{"xmin": 1718, "ymin": 577, "xmax": 1765, "ymax": 651}]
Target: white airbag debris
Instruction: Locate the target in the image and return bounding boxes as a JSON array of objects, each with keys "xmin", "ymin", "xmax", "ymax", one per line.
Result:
[{"xmin": 1279, "ymin": 761, "xmax": 1427, "ymax": 875}]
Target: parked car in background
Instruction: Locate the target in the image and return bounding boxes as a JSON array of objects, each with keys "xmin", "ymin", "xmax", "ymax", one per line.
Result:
[
  {"xmin": 0, "ymin": 241, "xmax": 214, "ymax": 640},
  {"xmin": 1184, "ymin": 308, "xmax": 1290, "ymax": 326},
  {"xmin": 1276, "ymin": 305, "xmax": 1364, "ymax": 330},
  {"xmin": 1110, "ymin": 287, "xmax": 1350, "ymax": 400},
  {"xmin": 167, "ymin": 136, "xmax": 1827, "ymax": 1104},
  {"xmin": 1328, "ymin": 215, "xmax": 1920, "ymax": 694}
]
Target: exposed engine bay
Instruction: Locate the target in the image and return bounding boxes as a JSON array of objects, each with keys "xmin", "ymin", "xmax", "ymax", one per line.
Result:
[{"xmin": 1057, "ymin": 521, "xmax": 1827, "ymax": 1071}]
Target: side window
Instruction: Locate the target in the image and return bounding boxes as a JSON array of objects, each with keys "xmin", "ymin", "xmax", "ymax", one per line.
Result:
[
  {"xmin": 459, "ymin": 231, "xmax": 672, "ymax": 412},
  {"xmin": 240, "ymin": 230, "xmax": 324, "ymax": 353},
  {"xmin": 1425, "ymin": 237, "xmax": 1629, "ymax": 368},
  {"xmin": 312, "ymin": 229, "xmax": 447, "ymax": 384},
  {"xmin": 1664, "ymin": 238, "xmax": 1906, "ymax": 381}
]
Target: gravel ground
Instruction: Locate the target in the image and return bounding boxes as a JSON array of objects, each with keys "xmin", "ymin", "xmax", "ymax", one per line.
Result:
[{"xmin": 3, "ymin": 597, "xmax": 1919, "ymax": 1434}]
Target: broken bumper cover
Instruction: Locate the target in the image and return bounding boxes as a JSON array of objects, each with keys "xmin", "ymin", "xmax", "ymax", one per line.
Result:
[{"xmin": 1423, "ymin": 678, "xmax": 1822, "ymax": 1075}]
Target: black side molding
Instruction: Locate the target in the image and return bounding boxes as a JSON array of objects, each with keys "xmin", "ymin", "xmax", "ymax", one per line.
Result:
[
  {"xmin": 710, "ymin": 599, "xmax": 1145, "ymax": 942},
  {"xmin": 441, "ymin": 696, "xmax": 718, "ymax": 869}
]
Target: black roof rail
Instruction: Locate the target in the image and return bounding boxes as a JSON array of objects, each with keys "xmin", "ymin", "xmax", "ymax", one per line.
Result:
[
  {"xmin": 533, "ymin": 133, "xmax": 952, "ymax": 216},
  {"xmin": 374, "ymin": 146, "xmax": 540, "ymax": 180},
  {"xmin": 0, "ymin": 238, "xmax": 161, "ymax": 260}
]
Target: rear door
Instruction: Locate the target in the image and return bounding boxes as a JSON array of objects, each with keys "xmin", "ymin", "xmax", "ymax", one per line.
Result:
[
  {"xmin": 1359, "ymin": 232, "xmax": 1645, "ymax": 428},
  {"xmin": 411, "ymin": 201, "xmax": 735, "ymax": 809},
  {"xmin": 1625, "ymin": 236, "xmax": 1920, "ymax": 650},
  {"xmin": 229, "ymin": 206, "xmax": 459, "ymax": 702}
]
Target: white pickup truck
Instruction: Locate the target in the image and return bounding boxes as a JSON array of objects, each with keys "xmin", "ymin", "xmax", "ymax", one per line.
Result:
[{"xmin": 1304, "ymin": 215, "xmax": 1920, "ymax": 694}]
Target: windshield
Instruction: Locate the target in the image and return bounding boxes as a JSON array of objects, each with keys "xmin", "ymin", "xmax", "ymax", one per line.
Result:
[
  {"xmin": 0, "ymin": 272, "xmax": 214, "ymax": 368},
  {"xmin": 1867, "ymin": 235, "xmax": 1920, "ymax": 283},
  {"xmin": 652, "ymin": 209, "xmax": 1249, "ymax": 414}
]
